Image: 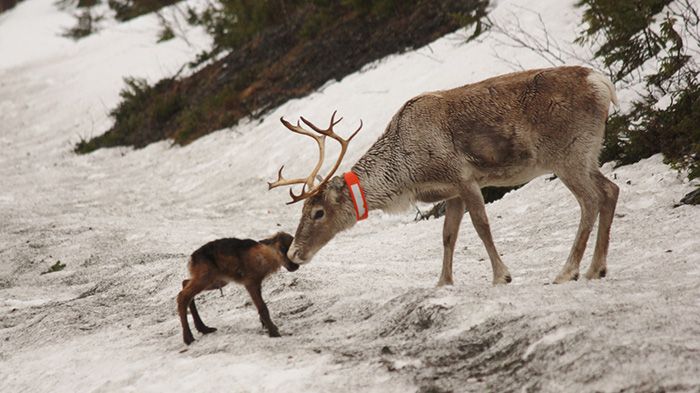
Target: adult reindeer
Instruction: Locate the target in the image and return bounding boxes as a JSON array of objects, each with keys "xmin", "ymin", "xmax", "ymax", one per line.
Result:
[{"xmin": 269, "ymin": 66, "xmax": 619, "ymax": 285}]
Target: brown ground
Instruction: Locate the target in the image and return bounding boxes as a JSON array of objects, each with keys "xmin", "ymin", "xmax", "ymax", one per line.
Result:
[
  {"xmin": 76, "ymin": 0, "xmax": 487, "ymax": 153},
  {"xmin": 0, "ymin": 0, "xmax": 21, "ymax": 13}
]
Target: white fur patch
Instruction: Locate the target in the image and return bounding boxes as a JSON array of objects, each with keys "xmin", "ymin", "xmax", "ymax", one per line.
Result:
[{"xmin": 587, "ymin": 71, "xmax": 619, "ymax": 107}]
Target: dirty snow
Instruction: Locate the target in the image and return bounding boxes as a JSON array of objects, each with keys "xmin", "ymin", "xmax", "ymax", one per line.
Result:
[{"xmin": 1, "ymin": 0, "xmax": 699, "ymax": 392}]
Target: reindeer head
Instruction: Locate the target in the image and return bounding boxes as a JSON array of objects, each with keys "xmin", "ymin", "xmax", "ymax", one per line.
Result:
[{"xmin": 269, "ymin": 111, "xmax": 363, "ymax": 264}]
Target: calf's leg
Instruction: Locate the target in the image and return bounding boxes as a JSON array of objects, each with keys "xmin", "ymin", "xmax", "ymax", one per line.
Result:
[
  {"xmin": 245, "ymin": 282, "xmax": 280, "ymax": 337},
  {"xmin": 182, "ymin": 279, "xmax": 217, "ymax": 334},
  {"xmin": 177, "ymin": 278, "xmax": 209, "ymax": 345}
]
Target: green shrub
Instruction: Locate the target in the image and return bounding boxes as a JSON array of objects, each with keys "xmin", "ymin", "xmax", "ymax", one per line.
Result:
[
  {"xmin": 192, "ymin": 0, "xmax": 433, "ymax": 55},
  {"xmin": 576, "ymin": 0, "xmax": 699, "ymax": 180},
  {"xmin": 61, "ymin": 0, "xmax": 177, "ymax": 40},
  {"xmin": 108, "ymin": 0, "xmax": 178, "ymax": 21},
  {"xmin": 194, "ymin": 0, "xmax": 293, "ymax": 54},
  {"xmin": 77, "ymin": 0, "xmax": 99, "ymax": 7},
  {"xmin": 0, "ymin": 0, "xmax": 22, "ymax": 13},
  {"xmin": 450, "ymin": 3, "xmax": 490, "ymax": 42},
  {"xmin": 41, "ymin": 261, "xmax": 66, "ymax": 275},
  {"xmin": 604, "ymin": 82, "xmax": 700, "ymax": 180},
  {"xmin": 75, "ymin": 77, "xmax": 181, "ymax": 153},
  {"xmin": 63, "ymin": 8, "xmax": 104, "ymax": 39},
  {"xmin": 157, "ymin": 23, "xmax": 175, "ymax": 42},
  {"xmin": 77, "ymin": 0, "xmax": 491, "ymax": 153},
  {"xmin": 575, "ymin": 0, "xmax": 674, "ymax": 82},
  {"xmin": 341, "ymin": 0, "xmax": 407, "ymax": 17}
]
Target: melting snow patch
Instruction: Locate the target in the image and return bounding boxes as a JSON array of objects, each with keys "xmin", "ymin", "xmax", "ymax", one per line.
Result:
[
  {"xmin": 1, "ymin": 0, "xmax": 699, "ymax": 391},
  {"xmin": 522, "ymin": 327, "xmax": 581, "ymax": 360},
  {"xmin": 427, "ymin": 295, "xmax": 459, "ymax": 309}
]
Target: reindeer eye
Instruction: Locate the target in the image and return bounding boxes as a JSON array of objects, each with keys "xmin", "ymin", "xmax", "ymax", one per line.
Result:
[{"xmin": 313, "ymin": 210, "xmax": 325, "ymax": 220}]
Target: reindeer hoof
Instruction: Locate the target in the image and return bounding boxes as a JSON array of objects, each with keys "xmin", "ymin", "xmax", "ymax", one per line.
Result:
[
  {"xmin": 585, "ymin": 267, "xmax": 606, "ymax": 280},
  {"xmin": 183, "ymin": 335, "xmax": 195, "ymax": 345},
  {"xmin": 436, "ymin": 278, "xmax": 453, "ymax": 287},
  {"xmin": 553, "ymin": 270, "xmax": 579, "ymax": 284},
  {"xmin": 493, "ymin": 274, "xmax": 512, "ymax": 285},
  {"xmin": 199, "ymin": 326, "xmax": 217, "ymax": 334},
  {"xmin": 268, "ymin": 330, "xmax": 281, "ymax": 338}
]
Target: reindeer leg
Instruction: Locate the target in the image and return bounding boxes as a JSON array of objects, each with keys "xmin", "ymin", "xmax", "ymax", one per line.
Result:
[
  {"xmin": 438, "ymin": 197, "xmax": 466, "ymax": 286},
  {"xmin": 181, "ymin": 280, "xmax": 217, "ymax": 334},
  {"xmin": 554, "ymin": 169, "xmax": 601, "ymax": 284},
  {"xmin": 177, "ymin": 278, "xmax": 208, "ymax": 345},
  {"xmin": 245, "ymin": 282, "xmax": 280, "ymax": 337},
  {"xmin": 461, "ymin": 181, "xmax": 512, "ymax": 285},
  {"xmin": 586, "ymin": 171, "xmax": 619, "ymax": 280}
]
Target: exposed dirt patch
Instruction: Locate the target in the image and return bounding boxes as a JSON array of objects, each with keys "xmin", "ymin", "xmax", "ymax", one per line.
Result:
[
  {"xmin": 0, "ymin": 0, "xmax": 21, "ymax": 13},
  {"xmin": 76, "ymin": 0, "xmax": 487, "ymax": 153}
]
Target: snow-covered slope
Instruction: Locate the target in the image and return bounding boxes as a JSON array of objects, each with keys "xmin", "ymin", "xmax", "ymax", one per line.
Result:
[{"xmin": 1, "ymin": 0, "xmax": 699, "ymax": 392}]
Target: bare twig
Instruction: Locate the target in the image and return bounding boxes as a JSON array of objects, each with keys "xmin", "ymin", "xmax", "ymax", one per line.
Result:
[
  {"xmin": 485, "ymin": 7, "xmax": 599, "ymax": 71},
  {"xmin": 156, "ymin": 5, "xmax": 194, "ymax": 48}
]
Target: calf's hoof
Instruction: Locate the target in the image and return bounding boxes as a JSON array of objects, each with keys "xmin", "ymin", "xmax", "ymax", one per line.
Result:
[
  {"xmin": 199, "ymin": 326, "xmax": 217, "ymax": 334},
  {"xmin": 436, "ymin": 277, "xmax": 453, "ymax": 287},
  {"xmin": 183, "ymin": 334, "xmax": 195, "ymax": 345},
  {"xmin": 268, "ymin": 329, "xmax": 281, "ymax": 338}
]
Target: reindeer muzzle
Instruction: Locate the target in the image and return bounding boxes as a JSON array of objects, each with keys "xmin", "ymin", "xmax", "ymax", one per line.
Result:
[{"xmin": 284, "ymin": 260, "xmax": 300, "ymax": 272}]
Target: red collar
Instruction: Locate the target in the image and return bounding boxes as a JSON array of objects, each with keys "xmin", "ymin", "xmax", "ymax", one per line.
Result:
[{"xmin": 343, "ymin": 171, "xmax": 368, "ymax": 221}]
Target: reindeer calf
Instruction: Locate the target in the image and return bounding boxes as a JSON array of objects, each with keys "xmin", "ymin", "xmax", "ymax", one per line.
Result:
[{"xmin": 177, "ymin": 232, "xmax": 298, "ymax": 345}]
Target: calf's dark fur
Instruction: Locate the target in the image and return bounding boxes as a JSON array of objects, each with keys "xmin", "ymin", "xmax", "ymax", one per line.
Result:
[{"xmin": 177, "ymin": 232, "xmax": 297, "ymax": 345}]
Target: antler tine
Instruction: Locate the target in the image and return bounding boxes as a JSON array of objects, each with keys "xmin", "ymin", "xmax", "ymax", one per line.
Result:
[
  {"xmin": 318, "ymin": 118, "xmax": 363, "ymax": 187},
  {"xmin": 287, "ymin": 184, "xmax": 312, "ymax": 205},
  {"xmin": 330, "ymin": 110, "xmax": 343, "ymax": 127},
  {"xmin": 347, "ymin": 119, "xmax": 363, "ymax": 142},
  {"xmin": 268, "ymin": 165, "xmax": 309, "ymax": 190},
  {"xmin": 299, "ymin": 116, "xmax": 324, "ymax": 134},
  {"xmin": 281, "ymin": 117, "xmax": 324, "ymax": 140},
  {"xmin": 271, "ymin": 112, "xmax": 363, "ymax": 204},
  {"xmin": 309, "ymin": 114, "xmax": 364, "ymax": 191},
  {"xmin": 272, "ymin": 116, "xmax": 328, "ymax": 200}
]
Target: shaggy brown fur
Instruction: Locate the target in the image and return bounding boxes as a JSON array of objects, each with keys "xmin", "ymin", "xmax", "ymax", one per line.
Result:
[
  {"xmin": 279, "ymin": 66, "xmax": 619, "ymax": 286},
  {"xmin": 177, "ymin": 232, "xmax": 297, "ymax": 345}
]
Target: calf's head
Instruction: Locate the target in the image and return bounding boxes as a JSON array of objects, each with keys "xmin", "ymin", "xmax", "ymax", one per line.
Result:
[{"xmin": 264, "ymin": 231, "xmax": 299, "ymax": 271}]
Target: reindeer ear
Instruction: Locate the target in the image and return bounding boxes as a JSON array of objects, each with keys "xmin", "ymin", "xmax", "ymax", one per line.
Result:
[
  {"xmin": 325, "ymin": 177, "xmax": 346, "ymax": 203},
  {"xmin": 325, "ymin": 187, "xmax": 339, "ymax": 203}
]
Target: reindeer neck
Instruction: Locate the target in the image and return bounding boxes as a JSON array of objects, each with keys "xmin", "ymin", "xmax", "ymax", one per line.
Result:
[{"xmin": 351, "ymin": 134, "xmax": 407, "ymax": 212}]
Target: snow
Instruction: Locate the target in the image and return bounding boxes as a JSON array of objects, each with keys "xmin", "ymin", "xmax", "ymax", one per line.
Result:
[
  {"xmin": 1, "ymin": 0, "xmax": 699, "ymax": 392},
  {"xmin": 0, "ymin": 0, "xmax": 74, "ymax": 70}
]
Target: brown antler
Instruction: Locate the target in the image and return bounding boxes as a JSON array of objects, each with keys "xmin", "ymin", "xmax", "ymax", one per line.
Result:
[
  {"xmin": 269, "ymin": 111, "xmax": 363, "ymax": 204},
  {"xmin": 267, "ymin": 119, "xmax": 326, "ymax": 190}
]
